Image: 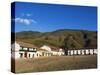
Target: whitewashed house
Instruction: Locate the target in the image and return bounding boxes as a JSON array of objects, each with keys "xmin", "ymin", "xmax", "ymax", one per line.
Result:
[
  {"xmin": 40, "ymin": 45, "xmax": 51, "ymax": 51},
  {"xmin": 11, "ymin": 42, "xmax": 21, "ymax": 59},
  {"xmin": 11, "ymin": 42, "xmax": 38, "ymax": 59},
  {"xmin": 39, "ymin": 45, "xmax": 65, "ymax": 56},
  {"xmin": 11, "ymin": 42, "xmax": 65, "ymax": 59}
]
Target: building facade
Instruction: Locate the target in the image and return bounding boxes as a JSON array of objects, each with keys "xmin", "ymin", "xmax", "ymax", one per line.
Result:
[
  {"xmin": 11, "ymin": 42, "xmax": 97, "ymax": 59},
  {"xmin": 67, "ymin": 49, "xmax": 97, "ymax": 56},
  {"xmin": 11, "ymin": 42, "xmax": 65, "ymax": 59}
]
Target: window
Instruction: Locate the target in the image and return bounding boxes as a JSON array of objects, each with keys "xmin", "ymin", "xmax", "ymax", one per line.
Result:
[
  {"xmin": 29, "ymin": 48, "xmax": 33, "ymax": 51},
  {"xmin": 23, "ymin": 48, "xmax": 28, "ymax": 50}
]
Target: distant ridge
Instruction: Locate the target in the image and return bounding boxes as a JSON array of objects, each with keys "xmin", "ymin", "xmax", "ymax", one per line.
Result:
[
  {"xmin": 12, "ymin": 29, "xmax": 97, "ymax": 50},
  {"xmin": 15, "ymin": 29, "xmax": 97, "ymax": 33}
]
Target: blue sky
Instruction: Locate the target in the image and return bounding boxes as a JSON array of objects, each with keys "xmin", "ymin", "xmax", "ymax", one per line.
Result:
[{"xmin": 12, "ymin": 2, "xmax": 97, "ymax": 32}]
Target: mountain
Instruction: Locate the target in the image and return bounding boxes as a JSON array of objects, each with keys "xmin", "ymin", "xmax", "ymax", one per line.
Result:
[{"xmin": 12, "ymin": 29, "xmax": 97, "ymax": 49}]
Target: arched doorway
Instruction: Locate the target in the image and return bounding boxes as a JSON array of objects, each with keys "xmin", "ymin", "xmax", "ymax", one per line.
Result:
[{"xmin": 24, "ymin": 52, "xmax": 27, "ymax": 58}]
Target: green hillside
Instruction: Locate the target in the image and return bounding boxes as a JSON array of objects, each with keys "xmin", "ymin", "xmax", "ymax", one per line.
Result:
[{"xmin": 13, "ymin": 29, "xmax": 97, "ymax": 49}]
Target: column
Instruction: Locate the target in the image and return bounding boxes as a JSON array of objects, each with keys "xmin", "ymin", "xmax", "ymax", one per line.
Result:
[
  {"xmin": 78, "ymin": 50, "xmax": 81, "ymax": 55},
  {"xmin": 82, "ymin": 50, "xmax": 84, "ymax": 55},
  {"xmin": 80, "ymin": 50, "xmax": 81, "ymax": 55},
  {"xmin": 68, "ymin": 50, "xmax": 70, "ymax": 56},
  {"xmin": 92, "ymin": 49, "xmax": 94, "ymax": 55}
]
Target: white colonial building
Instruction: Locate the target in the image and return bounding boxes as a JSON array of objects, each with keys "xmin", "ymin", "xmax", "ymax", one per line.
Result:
[
  {"xmin": 11, "ymin": 42, "xmax": 38, "ymax": 59},
  {"xmin": 11, "ymin": 42, "xmax": 65, "ymax": 59},
  {"xmin": 11, "ymin": 41, "xmax": 97, "ymax": 59}
]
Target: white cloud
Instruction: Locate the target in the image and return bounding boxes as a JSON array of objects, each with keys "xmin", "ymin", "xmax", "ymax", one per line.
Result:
[{"xmin": 14, "ymin": 17, "xmax": 37, "ymax": 25}]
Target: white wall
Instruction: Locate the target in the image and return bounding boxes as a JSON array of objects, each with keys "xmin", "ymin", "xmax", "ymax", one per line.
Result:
[
  {"xmin": 11, "ymin": 42, "xmax": 20, "ymax": 51},
  {"xmin": 40, "ymin": 45, "xmax": 51, "ymax": 51},
  {"xmin": 78, "ymin": 50, "xmax": 81, "ymax": 55},
  {"xmin": 11, "ymin": 52, "xmax": 20, "ymax": 59}
]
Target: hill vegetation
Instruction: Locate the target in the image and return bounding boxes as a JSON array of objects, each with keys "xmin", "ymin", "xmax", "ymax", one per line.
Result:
[{"xmin": 12, "ymin": 29, "xmax": 97, "ymax": 49}]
